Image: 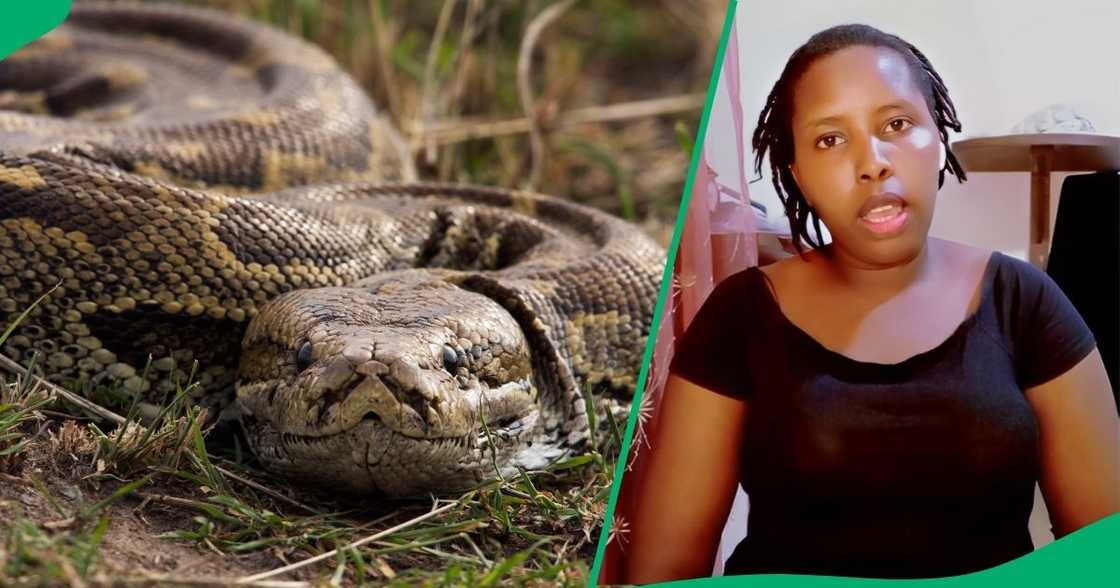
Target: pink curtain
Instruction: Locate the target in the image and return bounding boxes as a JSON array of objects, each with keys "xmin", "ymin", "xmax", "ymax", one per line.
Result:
[{"xmin": 598, "ymin": 15, "xmax": 759, "ymax": 583}]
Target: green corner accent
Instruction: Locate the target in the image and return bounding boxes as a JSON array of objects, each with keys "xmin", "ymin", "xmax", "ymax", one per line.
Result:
[
  {"xmin": 0, "ymin": 1, "xmax": 72, "ymax": 61},
  {"xmin": 587, "ymin": 1, "xmax": 740, "ymax": 585},
  {"xmin": 654, "ymin": 514, "xmax": 1119, "ymax": 587}
]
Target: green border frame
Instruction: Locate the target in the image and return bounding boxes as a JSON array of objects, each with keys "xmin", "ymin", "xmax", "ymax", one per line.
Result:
[
  {"xmin": 587, "ymin": 1, "xmax": 1119, "ymax": 586},
  {"xmin": 587, "ymin": 0, "xmax": 741, "ymax": 582},
  {"xmin": 653, "ymin": 515, "xmax": 1120, "ymax": 587}
]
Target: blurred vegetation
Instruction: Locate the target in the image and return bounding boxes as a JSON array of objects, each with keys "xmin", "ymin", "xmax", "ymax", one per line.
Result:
[{"xmin": 181, "ymin": 0, "xmax": 726, "ymax": 245}]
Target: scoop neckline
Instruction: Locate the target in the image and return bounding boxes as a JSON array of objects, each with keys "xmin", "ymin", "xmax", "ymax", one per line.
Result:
[{"xmin": 751, "ymin": 251, "xmax": 1002, "ymax": 370}]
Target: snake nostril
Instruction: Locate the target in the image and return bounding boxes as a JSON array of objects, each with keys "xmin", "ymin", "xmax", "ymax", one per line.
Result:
[{"xmin": 295, "ymin": 340, "xmax": 313, "ymax": 373}]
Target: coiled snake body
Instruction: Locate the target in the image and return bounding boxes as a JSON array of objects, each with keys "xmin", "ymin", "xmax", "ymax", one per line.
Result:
[{"xmin": 0, "ymin": 3, "xmax": 663, "ymax": 496}]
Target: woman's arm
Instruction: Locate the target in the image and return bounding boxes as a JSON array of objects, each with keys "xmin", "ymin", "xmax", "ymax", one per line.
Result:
[
  {"xmin": 1025, "ymin": 348, "xmax": 1120, "ymax": 537},
  {"xmin": 622, "ymin": 373, "xmax": 749, "ymax": 584}
]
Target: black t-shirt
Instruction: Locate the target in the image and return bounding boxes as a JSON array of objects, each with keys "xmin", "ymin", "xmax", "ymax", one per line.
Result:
[{"xmin": 669, "ymin": 251, "xmax": 1097, "ymax": 579}]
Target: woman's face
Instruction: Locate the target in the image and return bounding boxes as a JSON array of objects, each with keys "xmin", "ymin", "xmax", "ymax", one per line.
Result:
[{"xmin": 788, "ymin": 45, "xmax": 943, "ymax": 267}]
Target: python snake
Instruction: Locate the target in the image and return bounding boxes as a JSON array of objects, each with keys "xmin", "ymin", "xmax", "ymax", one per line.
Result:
[{"xmin": 0, "ymin": 2, "xmax": 663, "ymax": 496}]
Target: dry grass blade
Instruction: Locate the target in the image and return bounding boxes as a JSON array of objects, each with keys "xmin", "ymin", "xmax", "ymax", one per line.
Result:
[
  {"xmin": 517, "ymin": 0, "xmax": 577, "ymax": 188},
  {"xmin": 0, "ymin": 354, "xmax": 126, "ymax": 427},
  {"xmin": 414, "ymin": 93, "xmax": 706, "ymax": 146},
  {"xmin": 0, "ymin": 471, "xmax": 32, "ymax": 485},
  {"xmin": 435, "ymin": 0, "xmax": 485, "ymax": 181},
  {"xmin": 659, "ymin": 0, "xmax": 708, "ymax": 34},
  {"xmin": 120, "ymin": 573, "xmax": 311, "ymax": 587},
  {"xmin": 235, "ymin": 501, "xmax": 458, "ymax": 583},
  {"xmin": 213, "ymin": 464, "xmax": 321, "ymax": 516},
  {"xmin": 367, "ymin": 0, "xmax": 402, "ymax": 125},
  {"xmin": 445, "ymin": 0, "xmax": 486, "ymax": 111},
  {"xmin": 416, "ymin": 0, "xmax": 457, "ymax": 163}
]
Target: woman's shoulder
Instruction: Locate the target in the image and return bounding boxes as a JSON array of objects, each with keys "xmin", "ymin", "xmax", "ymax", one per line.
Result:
[
  {"xmin": 757, "ymin": 248, "xmax": 816, "ymax": 276},
  {"xmin": 755, "ymin": 249, "xmax": 819, "ymax": 297},
  {"xmin": 972, "ymin": 246, "xmax": 1061, "ymax": 302},
  {"xmin": 709, "ymin": 263, "xmax": 768, "ymax": 296},
  {"xmin": 689, "ymin": 265, "xmax": 774, "ymax": 331},
  {"xmin": 972, "ymin": 249, "xmax": 1097, "ymax": 389},
  {"xmin": 932, "ymin": 238, "xmax": 996, "ymax": 269},
  {"xmin": 931, "ymin": 240, "xmax": 1059, "ymax": 313},
  {"xmin": 927, "ymin": 239, "xmax": 1041, "ymax": 292}
]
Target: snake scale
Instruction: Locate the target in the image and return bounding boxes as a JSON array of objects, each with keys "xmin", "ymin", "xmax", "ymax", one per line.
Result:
[{"xmin": 0, "ymin": 2, "xmax": 663, "ymax": 496}]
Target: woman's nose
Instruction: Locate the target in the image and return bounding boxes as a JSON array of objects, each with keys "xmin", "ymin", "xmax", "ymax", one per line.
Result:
[{"xmin": 857, "ymin": 137, "xmax": 893, "ymax": 182}]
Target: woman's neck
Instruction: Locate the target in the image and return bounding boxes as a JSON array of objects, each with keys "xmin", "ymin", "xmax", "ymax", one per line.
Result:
[{"xmin": 817, "ymin": 238, "xmax": 939, "ymax": 295}]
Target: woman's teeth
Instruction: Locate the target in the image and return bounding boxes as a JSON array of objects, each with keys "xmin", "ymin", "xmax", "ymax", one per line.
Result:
[
  {"xmin": 859, "ymin": 202, "xmax": 909, "ymax": 236},
  {"xmin": 862, "ymin": 204, "xmax": 902, "ymax": 222}
]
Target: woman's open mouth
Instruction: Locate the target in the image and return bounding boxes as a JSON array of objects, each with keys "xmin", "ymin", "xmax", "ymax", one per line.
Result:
[{"xmin": 858, "ymin": 198, "xmax": 908, "ymax": 236}]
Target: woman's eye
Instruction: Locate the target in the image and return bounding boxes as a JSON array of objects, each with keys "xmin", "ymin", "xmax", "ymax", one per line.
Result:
[
  {"xmin": 886, "ymin": 118, "xmax": 913, "ymax": 133},
  {"xmin": 815, "ymin": 134, "xmax": 845, "ymax": 149}
]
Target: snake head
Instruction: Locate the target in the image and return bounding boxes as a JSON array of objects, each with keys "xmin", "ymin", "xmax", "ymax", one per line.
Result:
[{"xmin": 236, "ymin": 277, "xmax": 544, "ymax": 496}]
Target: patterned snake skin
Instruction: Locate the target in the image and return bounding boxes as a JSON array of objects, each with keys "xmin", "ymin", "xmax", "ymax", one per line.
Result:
[{"xmin": 0, "ymin": 3, "xmax": 663, "ymax": 496}]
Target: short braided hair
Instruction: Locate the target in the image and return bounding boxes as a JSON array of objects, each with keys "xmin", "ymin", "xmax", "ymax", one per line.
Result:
[{"xmin": 751, "ymin": 24, "xmax": 966, "ymax": 253}]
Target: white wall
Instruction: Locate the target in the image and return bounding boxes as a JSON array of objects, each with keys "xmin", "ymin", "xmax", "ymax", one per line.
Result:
[{"xmin": 732, "ymin": 0, "xmax": 1120, "ymax": 260}]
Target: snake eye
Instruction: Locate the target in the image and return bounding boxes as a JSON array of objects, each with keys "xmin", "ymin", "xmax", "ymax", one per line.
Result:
[
  {"xmin": 441, "ymin": 344, "xmax": 459, "ymax": 372},
  {"xmin": 295, "ymin": 340, "xmax": 314, "ymax": 372}
]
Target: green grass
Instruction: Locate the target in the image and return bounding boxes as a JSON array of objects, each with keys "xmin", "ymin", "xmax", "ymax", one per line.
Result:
[{"xmin": 0, "ymin": 366, "xmax": 622, "ymax": 585}]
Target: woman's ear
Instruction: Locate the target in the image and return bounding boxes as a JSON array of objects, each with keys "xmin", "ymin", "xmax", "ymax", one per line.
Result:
[{"xmin": 938, "ymin": 142, "xmax": 946, "ymax": 170}]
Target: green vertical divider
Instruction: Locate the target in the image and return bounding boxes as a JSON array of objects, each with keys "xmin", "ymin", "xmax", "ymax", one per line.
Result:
[{"xmin": 588, "ymin": 1, "xmax": 740, "ymax": 584}]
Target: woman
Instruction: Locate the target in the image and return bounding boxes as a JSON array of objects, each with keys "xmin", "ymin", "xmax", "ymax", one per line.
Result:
[{"xmin": 623, "ymin": 24, "xmax": 1119, "ymax": 582}]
